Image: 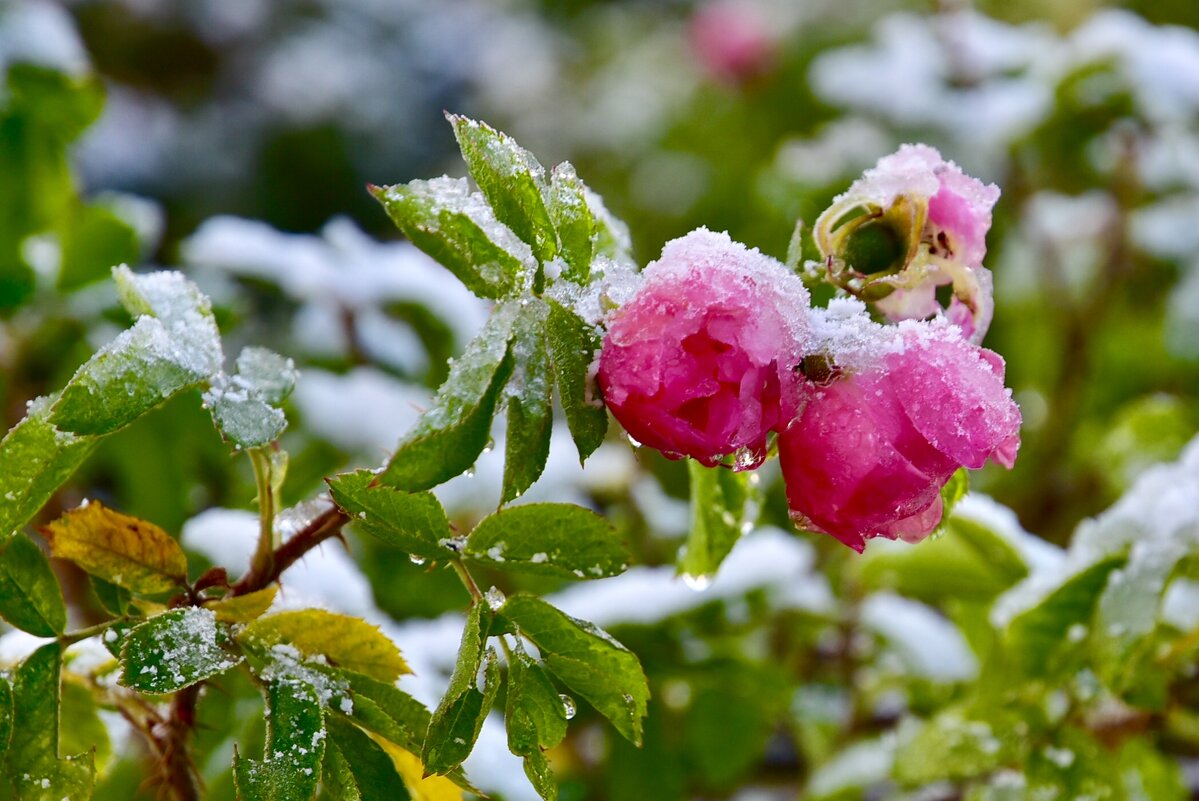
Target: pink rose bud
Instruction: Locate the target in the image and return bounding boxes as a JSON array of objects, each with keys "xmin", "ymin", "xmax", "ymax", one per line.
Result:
[
  {"xmin": 813, "ymin": 144, "xmax": 1000, "ymax": 343},
  {"xmin": 779, "ymin": 308, "xmax": 1021, "ymax": 551},
  {"xmin": 598, "ymin": 228, "xmax": 810, "ymax": 470},
  {"xmin": 689, "ymin": 0, "xmax": 776, "ymax": 85}
]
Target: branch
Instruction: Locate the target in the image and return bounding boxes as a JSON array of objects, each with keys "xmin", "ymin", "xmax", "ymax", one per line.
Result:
[{"xmin": 230, "ymin": 504, "xmax": 350, "ymax": 596}]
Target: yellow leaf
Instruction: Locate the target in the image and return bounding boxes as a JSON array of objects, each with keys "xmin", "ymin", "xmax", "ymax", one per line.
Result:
[
  {"xmin": 373, "ymin": 735, "xmax": 464, "ymax": 801},
  {"xmin": 39, "ymin": 502, "xmax": 187, "ymax": 594},
  {"xmin": 239, "ymin": 609, "xmax": 409, "ymax": 682},
  {"xmin": 204, "ymin": 586, "xmax": 278, "ymax": 623}
]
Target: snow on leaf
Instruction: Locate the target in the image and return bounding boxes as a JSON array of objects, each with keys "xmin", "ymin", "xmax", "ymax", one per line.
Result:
[
  {"xmin": 119, "ymin": 607, "xmax": 242, "ymax": 694},
  {"xmin": 240, "ymin": 609, "xmax": 410, "ymax": 683}
]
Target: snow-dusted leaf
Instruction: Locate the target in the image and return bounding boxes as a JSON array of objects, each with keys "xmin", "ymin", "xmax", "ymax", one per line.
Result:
[
  {"xmin": 423, "ymin": 603, "xmax": 498, "ymax": 775},
  {"xmin": 51, "ymin": 267, "xmax": 222, "ymax": 436},
  {"xmin": 0, "ymin": 533, "xmax": 66, "ymax": 636},
  {"xmin": 1004, "ymin": 556, "xmax": 1125, "ymax": 676},
  {"xmin": 893, "ymin": 709, "xmax": 1011, "ymax": 785},
  {"xmin": 6, "ymin": 644, "xmax": 95, "ymax": 801},
  {"xmin": 325, "ymin": 715, "xmax": 411, "ymax": 801},
  {"xmin": 500, "ymin": 594, "xmax": 648, "ymax": 746},
  {"xmin": 119, "ymin": 607, "xmax": 242, "ymax": 694},
  {"xmin": 205, "ymin": 346, "xmax": 297, "ymax": 449},
  {"xmin": 326, "ymin": 471, "xmax": 454, "ymax": 562},
  {"xmin": 679, "ymin": 461, "xmax": 751, "ymax": 584},
  {"xmin": 449, "ymin": 114, "xmax": 556, "ymax": 263},
  {"xmin": 204, "ymin": 586, "xmax": 278, "ymax": 623},
  {"xmin": 234, "ymin": 676, "xmax": 325, "ymax": 801},
  {"xmin": 379, "ymin": 307, "xmax": 515, "ymax": 491},
  {"xmin": 240, "ymin": 609, "xmax": 409, "ymax": 683},
  {"xmin": 464, "ymin": 503, "xmax": 628, "ymax": 580},
  {"xmin": 547, "ymin": 163, "xmax": 594, "ymax": 283},
  {"xmin": 39, "ymin": 501, "xmax": 187, "ymax": 594},
  {"xmin": 371, "ymin": 178, "xmax": 528, "ymax": 300},
  {"xmin": 545, "ymin": 299, "xmax": 607, "ymax": 462},
  {"xmin": 503, "ymin": 300, "xmax": 553, "ymax": 503},
  {"xmin": 0, "ymin": 399, "xmax": 97, "ymax": 544}
]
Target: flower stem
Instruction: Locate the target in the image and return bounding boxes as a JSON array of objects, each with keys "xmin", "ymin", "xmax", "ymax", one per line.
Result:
[
  {"xmin": 246, "ymin": 447, "xmax": 277, "ymax": 588},
  {"xmin": 451, "ymin": 560, "xmax": 483, "ymax": 602}
]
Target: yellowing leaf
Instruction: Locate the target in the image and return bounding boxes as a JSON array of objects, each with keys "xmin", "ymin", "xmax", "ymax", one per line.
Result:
[
  {"xmin": 374, "ymin": 735, "xmax": 464, "ymax": 801},
  {"xmin": 39, "ymin": 502, "xmax": 187, "ymax": 594},
  {"xmin": 240, "ymin": 609, "xmax": 410, "ymax": 682},
  {"xmin": 204, "ymin": 586, "xmax": 278, "ymax": 623}
]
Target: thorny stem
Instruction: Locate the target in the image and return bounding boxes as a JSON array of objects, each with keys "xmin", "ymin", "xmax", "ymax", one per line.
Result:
[
  {"xmin": 232, "ymin": 504, "xmax": 350, "ymax": 596},
  {"xmin": 162, "ymin": 684, "xmax": 203, "ymax": 801}
]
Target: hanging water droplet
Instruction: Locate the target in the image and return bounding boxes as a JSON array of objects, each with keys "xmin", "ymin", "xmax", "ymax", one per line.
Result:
[
  {"xmin": 747, "ymin": 472, "xmax": 761, "ymax": 487},
  {"xmin": 409, "ymin": 554, "xmax": 427, "ymax": 566},
  {"xmin": 464, "ymin": 466, "xmax": 476, "ymax": 478},
  {"xmin": 682, "ymin": 573, "xmax": 711, "ymax": 591},
  {"xmin": 481, "ymin": 437, "xmax": 495, "ymax": 455},
  {"xmin": 484, "ymin": 586, "xmax": 507, "ymax": 611},
  {"xmin": 559, "ymin": 694, "xmax": 576, "ymax": 720}
]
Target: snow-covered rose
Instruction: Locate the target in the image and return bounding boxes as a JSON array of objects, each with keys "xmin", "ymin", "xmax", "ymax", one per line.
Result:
[
  {"xmin": 598, "ymin": 228, "xmax": 810, "ymax": 469},
  {"xmin": 779, "ymin": 313, "xmax": 1020, "ymax": 551}
]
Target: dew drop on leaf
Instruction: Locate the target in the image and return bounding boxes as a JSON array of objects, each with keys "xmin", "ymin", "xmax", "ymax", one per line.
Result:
[{"xmin": 560, "ymin": 694, "xmax": 577, "ymax": 720}]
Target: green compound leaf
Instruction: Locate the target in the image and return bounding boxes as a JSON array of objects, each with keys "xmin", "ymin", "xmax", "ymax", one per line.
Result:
[
  {"xmin": 500, "ymin": 594, "xmax": 648, "ymax": 746},
  {"xmin": 326, "ymin": 470, "xmax": 454, "ymax": 562},
  {"xmin": 39, "ymin": 501, "xmax": 188, "ymax": 595},
  {"xmin": 1003, "ymin": 555, "xmax": 1126, "ymax": 677},
  {"xmin": 546, "ymin": 163, "xmax": 594, "ymax": 284},
  {"xmin": 449, "ymin": 114, "xmax": 557, "ymax": 263},
  {"xmin": 423, "ymin": 603, "xmax": 499, "ymax": 775},
  {"xmin": 545, "ymin": 299, "xmax": 607, "ymax": 463},
  {"xmin": 464, "ymin": 503, "xmax": 628, "ymax": 580},
  {"xmin": 234, "ymin": 677, "xmax": 325, "ymax": 801},
  {"xmin": 0, "ymin": 398, "xmax": 97, "ymax": 545},
  {"xmin": 0, "ymin": 533, "xmax": 66, "ymax": 636},
  {"xmin": 5, "ymin": 644, "xmax": 95, "ymax": 801},
  {"xmin": 371, "ymin": 178, "xmax": 529, "ymax": 300},
  {"xmin": 205, "ymin": 346, "xmax": 298, "ymax": 449},
  {"xmin": 679, "ymin": 461, "xmax": 751, "ymax": 584},
  {"xmin": 502, "ymin": 300, "xmax": 553, "ymax": 504},
  {"xmin": 119, "ymin": 607, "xmax": 243, "ymax": 694},
  {"xmin": 51, "ymin": 267, "xmax": 223, "ymax": 436},
  {"xmin": 325, "ymin": 716, "xmax": 412, "ymax": 801},
  {"xmin": 379, "ymin": 307, "xmax": 515, "ymax": 492}
]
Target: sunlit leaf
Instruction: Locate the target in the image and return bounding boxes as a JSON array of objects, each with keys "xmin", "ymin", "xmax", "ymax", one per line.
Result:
[
  {"xmin": 205, "ymin": 586, "xmax": 278, "ymax": 623},
  {"xmin": 240, "ymin": 609, "xmax": 409, "ymax": 683}
]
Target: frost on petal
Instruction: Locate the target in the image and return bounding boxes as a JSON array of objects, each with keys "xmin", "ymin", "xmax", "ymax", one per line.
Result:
[{"xmin": 598, "ymin": 228, "xmax": 810, "ymax": 468}]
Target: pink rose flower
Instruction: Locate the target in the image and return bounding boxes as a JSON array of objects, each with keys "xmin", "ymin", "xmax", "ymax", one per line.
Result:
[
  {"xmin": 598, "ymin": 228, "xmax": 810, "ymax": 469},
  {"xmin": 814, "ymin": 144, "xmax": 1001, "ymax": 343},
  {"xmin": 779, "ymin": 309, "xmax": 1020, "ymax": 551},
  {"xmin": 689, "ymin": 1, "xmax": 776, "ymax": 85}
]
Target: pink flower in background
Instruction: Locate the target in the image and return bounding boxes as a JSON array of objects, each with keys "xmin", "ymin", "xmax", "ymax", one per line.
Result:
[
  {"xmin": 779, "ymin": 314, "xmax": 1021, "ymax": 551},
  {"xmin": 814, "ymin": 144, "xmax": 1001, "ymax": 343},
  {"xmin": 689, "ymin": 1, "xmax": 776, "ymax": 85},
  {"xmin": 598, "ymin": 228, "xmax": 810, "ymax": 469}
]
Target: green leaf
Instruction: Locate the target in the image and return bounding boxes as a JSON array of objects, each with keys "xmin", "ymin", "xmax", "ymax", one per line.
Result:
[
  {"xmin": 449, "ymin": 114, "xmax": 556, "ymax": 263},
  {"xmin": 423, "ymin": 603, "xmax": 499, "ymax": 775},
  {"xmin": 327, "ymin": 471, "xmax": 454, "ymax": 561},
  {"xmin": 893, "ymin": 709, "xmax": 1010, "ymax": 786},
  {"xmin": 205, "ymin": 347, "xmax": 298, "ymax": 449},
  {"xmin": 940, "ymin": 468, "xmax": 969, "ymax": 520},
  {"xmin": 0, "ymin": 398, "xmax": 97, "ymax": 544},
  {"xmin": 545, "ymin": 299, "xmax": 607, "ymax": 462},
  {"xmin": 680, "ymin": 461, "xmax": 750, "ymax": 583},
  {"xmin": 325, "ymin": 716, "xmax": 411, "ymax": 801},
  {"xmin": 90, "ymin": 577, "xmax": 131, "ymax": 617},
  {"xmin": 0, "ymin": 676, "xmax": 12, "ymax": 763},
  {"xmin": 502, "ymin": 299, "xmax": 553, "ymax": 503},
  {"xmin": 39, "ymin": 501, "xmax": 188, "ymax": 594},
  {"xmin": 234, "ymin": 677, "xmax": 325, "ymax": 801},
  {"xmin": 1004, "ymin": 555, "xmax": 1125, "ymax": 676},
  {"xmin": 51, "ymin": 267, "xmax": 223, "ymax": 437},
  {"xmin": 4, "ymin": 643, "xmax": 95, "ymax": 801},
  {"xmin": 240, "ymin": 609, "xmax": 409, "ymax": 684},
  {"xmin": 465, "ymin": 503, "xmax": 628, "ymax": 580},
  {"xmin": 500, "ymin": 594, "xmax": 648, "ymax": 745},
  {"xmin": 505, "ymin": 646, "xmax": 567, "ymax": 801},
  {"xmin": 119, "ymin": 607, "xmax": 242, "ymax": 694},
  {"xmin": 379, "ymin": 307, "xmax": 515, "ymax": 491},
  {"xmin": 57, "ymin": 204, "xmax": 140, "ymax": 292},
  {"xmin": 547, "ymin": 163, "xmax": 594, "ymax": 283},
  {"xmin": 0, "ymin": 533, "xmax": 66, "ymax": 636},
  {"xmin": 59, "ymin": 681, "xmax": 111, "ymax": 774},
  {"xmin": 371, "ymin": 178, "xmax": 528, "ymax": 300}
]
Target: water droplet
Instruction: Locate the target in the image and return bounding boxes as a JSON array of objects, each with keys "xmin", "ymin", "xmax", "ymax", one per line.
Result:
[
  {"xmin": 464, "ymin": 466, "xmax": 476, "ymax": 478},
  {"xmin": 484, "ymin": 586, "xmax": 506, "ymax": 611},
  {"xmin": 623, "ymin": 433, "xmax": 643, "ymax": 448},
  {"xmin": 720, "ymin": 511, "xmax": 737, "ymax": 528},
  {"xmin": 481, "ymin": 437, "xmax": 495, "ymax": 455},
  {"xmin": 747, "ymin": 473, "xmax": 761, "ymax": 487},
  {"xmin": 682, "ymin": 573, "xmax": 711, "ymax": 591},
  {"xmin": 409, "ymin": 554, "xmax": 427, "ymax": 566},
  {"xmin": 560, "ymin": 694, "xmax": 576, "ymax": 720}
]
